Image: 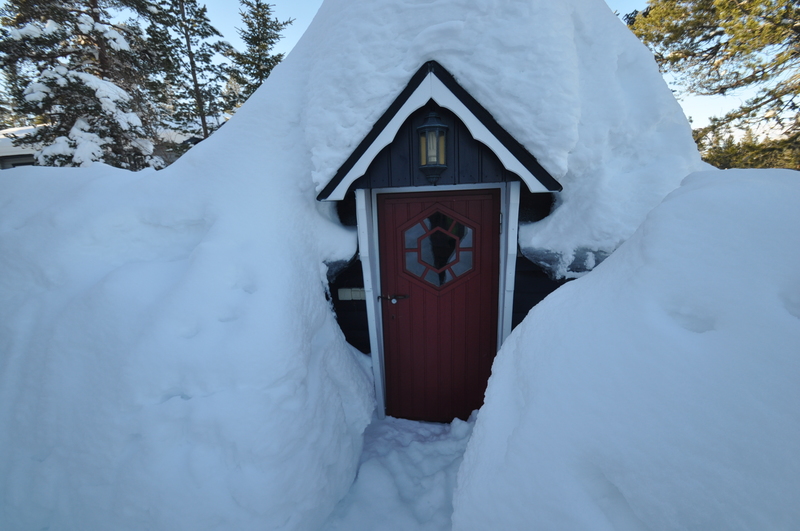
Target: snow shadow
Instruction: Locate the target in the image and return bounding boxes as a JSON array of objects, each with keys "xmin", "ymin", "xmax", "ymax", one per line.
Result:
[{"xmin": 322, "ymin": 416, "xmax": 475, "ymax": 531}]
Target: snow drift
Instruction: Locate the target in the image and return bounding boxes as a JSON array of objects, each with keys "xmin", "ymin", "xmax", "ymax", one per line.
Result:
[
  {"xmin": 2, "ymin": 0, "xmax": 712, "ymax": 528},
  {"xmin": 292, "ymin": 0, "xmax": 704, "ymax": 275},
  {"xmin": 0, "ymin": 157, "xmax": 374, "ymax": 530},
  {"xmin": 452, "ymin": 169, "xmax": 800, "ymax": 530}
]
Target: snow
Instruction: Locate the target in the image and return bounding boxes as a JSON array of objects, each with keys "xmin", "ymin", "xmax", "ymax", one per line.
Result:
[
  {"xmin": 282, "ymin": 0, "xmax": 705, "ymax": 275},
  {"xmin": 0, "ymin": 156, "xmax": 374, "ymax": 528},
  {"xmin": 132, "ymin": 137, "xmax": 155, "ymax": 156},
  {"xmin": 32, "ymin": 115, "xmax": 135, "ymax": 168},
  {"xmin": 35, "ymin": 135, "xmax": 73, "ymax": 162},
  {"xmin": 1, "ymin": 0, "xmax": 796, "ymax": 529},
  {"xmin": 28, "ymin": 67, "xmax": 134, "ymax": 124},
  {"xmin": 71, "ymin": 72, "xmax": 133, "ymax": 111},
  {"xmin": 322, "ymin": 416, "xmax": 474, "ymax": 531},
  {"xmin": 64, "ymin": 118, "xmax": 106, "ymax": 166},
  {"xmin": 0, "ymin": 127, "xmax": 37, "ymax": 157},
  {"xmin": 452, "ymin": 169, "xmax": 800, "ymax": 531},
  {"xmin": 99, "ymin": 25, "xmax": 130, "ymax": 52},
  {"xmin": 23, "ymin": 82, "xmax": 50, "ymax": 102},
  {"xmin": 77, "ymin": 14, "xmax": 95, "ymax": 34},
  {"xmin": 9, "ymin": 22, "xmax": 42, "ymax": 40},
  {"xmin": 44, "ymin": 19, "xmax": 61, "ymax": 34},
  {"xmin": 18, "ymin": 64, "xmax": 147, "ymax": 166},
  {"xmin": 8, "ymin": 0, "xmax": 703, "ymax": 272}
]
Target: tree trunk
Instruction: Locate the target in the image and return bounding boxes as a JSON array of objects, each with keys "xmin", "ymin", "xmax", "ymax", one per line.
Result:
[{"xmin": 178, "ymin": 0, "xmax": 209, "ymax": 138}]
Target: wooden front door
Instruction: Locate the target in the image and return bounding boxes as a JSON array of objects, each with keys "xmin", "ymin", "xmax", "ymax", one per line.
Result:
[{"xmin": 378, "ymin": 189, "xmax": 500, "ymax": 422}]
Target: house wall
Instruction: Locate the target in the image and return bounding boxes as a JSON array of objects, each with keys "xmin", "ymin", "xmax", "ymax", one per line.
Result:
[
  {"xmin": 352, "ymin": 103, "xmax": 519, "ymax": 190},
  {"xmin": 0, "ymin": 154, "xmax": 35, "ymax": 170},
  {"xmin": 328, "ymin": 258, "xmax": 371, "ymax": 354}
]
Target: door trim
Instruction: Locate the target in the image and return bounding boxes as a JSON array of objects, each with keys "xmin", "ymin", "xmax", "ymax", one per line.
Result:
[{"xmin": 356, "ymin": 182, "xmax": 520, "ymax": 418}]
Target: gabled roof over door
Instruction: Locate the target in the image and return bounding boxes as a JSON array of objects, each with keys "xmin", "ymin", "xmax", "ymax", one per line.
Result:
[{"xmin": 317, "ymin": 61, "xmax": 562, "ymax": 201}]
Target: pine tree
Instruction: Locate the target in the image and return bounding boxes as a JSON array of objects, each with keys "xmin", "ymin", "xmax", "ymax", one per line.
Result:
[
  {"xmin": 628, "ymin": 0, "xmax": 799, "ymax": 161},
  {"xmin": 147, "ymin": 0, "xmax": 229, "ymax": 140},
  {"xmin": 699, "ymin": 127, "xmax": 800, "ymax": 170},
  {"xmin": 227, "ymin": 0, "xmax": 292, "ymax": 105},
  {"xmin": 0, "ymin": 0, "xmax": 165, "ymax": 169},
  {"xmin": 0, "ymin": 81, "xmax": 18, "ymax": 128}
]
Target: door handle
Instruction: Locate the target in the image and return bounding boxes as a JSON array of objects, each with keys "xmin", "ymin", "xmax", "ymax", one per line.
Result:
[{"xmin": 379, "ymin": 294, "xmax": 409, "ymax": 304}]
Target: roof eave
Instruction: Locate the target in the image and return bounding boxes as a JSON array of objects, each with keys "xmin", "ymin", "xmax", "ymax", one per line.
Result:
[{"xmin": 317, "ymin": 61, "xmax": 562, "ymax": 201}]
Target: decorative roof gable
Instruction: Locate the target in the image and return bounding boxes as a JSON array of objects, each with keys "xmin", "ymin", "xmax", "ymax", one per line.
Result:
[{"xmin": 317, "ymin": 61, "xmax": 562, "ymax": 201}]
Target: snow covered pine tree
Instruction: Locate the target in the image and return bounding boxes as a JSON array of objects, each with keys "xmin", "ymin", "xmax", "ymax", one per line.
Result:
[
  {"xmin": 0, "ymin": 0, "xmax": 165, "ymax": 170},
  {"xmin": 226, "ymin": 0, "xmax": 292, "ymax": 106},
  {"xmin": 145, "ymin": 0, "xmax": 230, "ymax": 140}
]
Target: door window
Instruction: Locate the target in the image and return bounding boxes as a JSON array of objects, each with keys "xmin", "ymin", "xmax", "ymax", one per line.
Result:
[{"xmin": 403, "ymin": 211, "xmax": 474, "ymax": 288}]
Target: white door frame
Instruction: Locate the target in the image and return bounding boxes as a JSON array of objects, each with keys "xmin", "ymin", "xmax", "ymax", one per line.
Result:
[{"xmin": 355, "ymin": 181, "xmax": 521, "ymax": 417}]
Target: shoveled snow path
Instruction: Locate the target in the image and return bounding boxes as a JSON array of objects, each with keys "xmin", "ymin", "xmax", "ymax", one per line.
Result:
[{"xmin": 321, "ymin": 416, "xmax": 475, "ymax": 531}]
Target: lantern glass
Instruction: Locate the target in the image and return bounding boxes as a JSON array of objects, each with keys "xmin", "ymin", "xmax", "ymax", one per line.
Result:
[
  {"xmin": 418, "ymin": 113, "xmax": 447, "ymax": 166},
  {"xmin": 426, "ymin": 130, "xmax": 438, "ymax": 165},
  {"xmin": 420, "ymin": 129, "xmax": 444, "ymax": 166},
  {"xmin": 417, "ymin": 112, "xmax": 448, "ymax": 183}
]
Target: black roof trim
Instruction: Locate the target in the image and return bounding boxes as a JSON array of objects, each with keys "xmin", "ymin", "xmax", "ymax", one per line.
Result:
[{"xmin": 317, "ymin": 61, "xmax": 562, "ymax": 200}]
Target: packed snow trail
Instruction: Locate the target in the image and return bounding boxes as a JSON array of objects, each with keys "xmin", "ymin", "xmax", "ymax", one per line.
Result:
[{"xmin": 322, "ymin": 416, "xmax": 474, "ymax": 531}]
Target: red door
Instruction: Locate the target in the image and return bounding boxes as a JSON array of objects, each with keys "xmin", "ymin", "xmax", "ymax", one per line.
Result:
[{"xmin": 378, "ymin": 190, "xmax": 500, "ymax": 422}]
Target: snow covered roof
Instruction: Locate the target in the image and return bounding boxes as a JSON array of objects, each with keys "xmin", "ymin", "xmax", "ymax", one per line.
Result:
[
  {"xmin": 177, "ymin": 0, "xmax": 704, "ymax": 274},
  {"xmin": 317, "ymin": 61, "xmax": 562, "ymax": 201},
  {"xmin": 0, "ymin": 126, "xmax": 37, "ymax": 157}
]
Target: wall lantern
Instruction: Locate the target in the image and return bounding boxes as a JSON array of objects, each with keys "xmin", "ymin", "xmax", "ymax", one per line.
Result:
[{"xmin": 417, "ymin": 112, "xmax": 448, "ymax": 184}]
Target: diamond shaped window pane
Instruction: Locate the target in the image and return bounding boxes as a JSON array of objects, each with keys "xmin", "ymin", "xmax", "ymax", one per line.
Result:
[
  {"xmin": 451, "ymin": 251, "xmax": 472, "ymax": 276},
  {"xmin": 405, "ymin": 251, "xmax": 426, "ymax": 276},
  {"xmin": 424, "ymin": 269, "xmax": 442, "ymax": 286},
  {"xmin": 460, "ymin": 227, "xmax": 473, "ymax": 248},
  {"xmin": 405, "ymin": 223, "xmax": 426, "ymax": 249},
  {"xmin": 403, "ymin": 210, "xmax": 475, "ymax": 287},
  {"xmin": 423, "ymin": 269, "xmax": 454, "ymax": 287}
]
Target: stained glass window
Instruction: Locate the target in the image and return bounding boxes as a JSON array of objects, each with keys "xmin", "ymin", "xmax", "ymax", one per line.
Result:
[{"xmin": 403, "ymin": 211, "xmax": 474, "ymax": 287}]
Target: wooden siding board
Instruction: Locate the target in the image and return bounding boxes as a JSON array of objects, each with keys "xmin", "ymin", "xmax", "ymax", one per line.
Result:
[
  {"xmin": 480, "ymin": 145, "xmax": 505, "ymax": 183},
  {"xmin": 367, "ymin": 148, "xmax": 390, "ymax": 188},
  {"xmin": 357, "ymin": 106, "xmax": 524, "ymax": 192},
  {"xmin": 458, "ymin": 121, "xmax": 480, "ymax": 184},
  {"xmin": 510, "ymin": 256, "xmax": 569, "ymax": 329},
  {"xmin": 393, "ymin": 128, "xmax": 412, "ymax": 188}
]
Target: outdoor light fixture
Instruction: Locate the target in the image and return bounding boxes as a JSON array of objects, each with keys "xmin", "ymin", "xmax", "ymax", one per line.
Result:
[{"xmin": 418, "ymin": 112, "xmax": 448, "ymax": 184}]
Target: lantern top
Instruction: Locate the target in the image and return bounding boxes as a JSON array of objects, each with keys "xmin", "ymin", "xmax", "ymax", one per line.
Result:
[{"xmin": 418, "ymin": 112, "xmax": 448, "ymax": 132}]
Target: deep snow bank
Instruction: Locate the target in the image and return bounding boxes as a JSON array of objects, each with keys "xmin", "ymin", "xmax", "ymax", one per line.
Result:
[
  {"xmin": 452, "ymin": 169, "xmax": 800, "ymax": 530},
  {"xmin": 1, "ymin": 0, "xmax": 712, "ymax": 526},
  {"xmin": 0, "ymin": 113, "xmax": 373, "ymax": 529}
]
